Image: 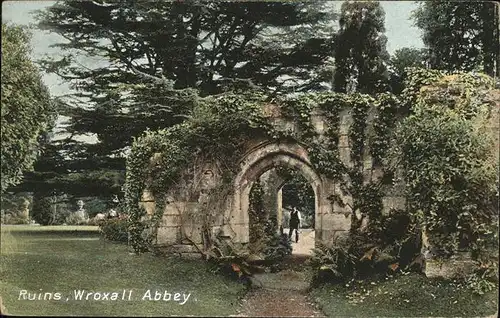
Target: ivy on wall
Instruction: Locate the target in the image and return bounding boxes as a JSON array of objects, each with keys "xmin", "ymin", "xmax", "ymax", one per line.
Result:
[
  {"xmin": 387, "ymin": 71, "xmax": 499, "ymax": 261},
  {"xmin": 124, "ymin": 88, "xmax": 401, "ymax": 253},
  {"xmin": 124, "ymin": 93, "xmax": 273, "ymax": 252},
  {"xmin": 124, "ymin": 67, "xmax": 498, "ymax": 272}
]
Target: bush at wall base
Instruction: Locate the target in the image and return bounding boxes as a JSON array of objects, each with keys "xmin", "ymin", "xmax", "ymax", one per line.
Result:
[{"xmin": 99, "ymin": 217, "xmax": 128, "ymax": 243}]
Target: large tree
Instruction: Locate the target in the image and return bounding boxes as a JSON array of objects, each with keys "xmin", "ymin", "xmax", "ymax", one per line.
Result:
[
  {"xmin": 1, "ymin": 24, "xmax": 55, "ymax": 193},
  {"xmin": 22, "ymin": 1, "xmax": 337, "ymax": 199},
  {"xmin": 36, "ymin": 1, "xmax": 337, "ymax": 150},
  {"xmin": 413, "ymin": 1, "xmax": 500, "ymax": 77},
  {"xmin": 333, "ymin": 1, "xmax": 390, "ymax": 94}
]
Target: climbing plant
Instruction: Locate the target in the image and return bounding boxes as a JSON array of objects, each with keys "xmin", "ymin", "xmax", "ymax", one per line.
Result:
[
  {"xmin": 248, "ymin": 180, "xmax": 267, "ymax": 249},
  {"xmin": 388, "ymin": 72, "xmax": 499, "ymax": 261},
  {"xmin": 124, "ymin": 68, "xmax": 498, "ymax": 281},
  {"xmin": 124, "ymin": 93, "xmax": 274, "ymax": 252},
  {"xmin": 124, "ymin": 88, "xmax": 401, "ymax": 256}
]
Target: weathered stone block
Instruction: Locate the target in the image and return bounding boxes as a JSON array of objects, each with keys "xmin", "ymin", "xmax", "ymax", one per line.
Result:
[
  {"xmin": 162, "ymin": 214, "xmax": 181, "ymax": 226},
  {"xmin": 140, "ymin": 190, "xmax": 156, "ymax": 215},
  {"xmin": 172, "ymin": 244, "xmax": 199, "ymax": 254},
  {"xmin": 425, "ymin": 254, "xmax": 476, "ymax": 279},
  {"xmin": 318, "ymin": 229, "xmax": 348, "ymax": 246},
  {"xmin": 317, "ymin": 229, "xmax": 335, "ymax": 246},
  {"xmin": 334, "ymin": 183, "xmax": 347, "ymax": 197},
  {"xmin": 163, "ymin": 203, "xmax": 182, "ymax": 215},
  {"xmin": 311, "ymin": 116, "xmax": 325, "ymax": 134},
  {"xmin": 338, "ymin": 147, "xmax": 352, "ymax": 168},
  {"xmin": 156, "ymin": 227, "xmax": 180, "ymax": 245},
  {"xmin": 363, "ymin": 169, "xmax": 372, "ymax": 185},
  {"xmin": 164, "ymin": 201, "xmax": 200, "ymax": 215},
  {"xmin": 210, "ymin": 226, "xmax": 224, "ymax": 236},
  {"xmin": 142, "ymin": 202, "xmax": 156, "ymax": 216},
  {"xmin": 339, "ymin": 123, "xmax": 350, "ymax": 135},
  {"xmin": 342, "ymin": 195, "xmax": 353, "ymax": 210},
  {"xmin": 273, "ymin": 155, "xmax": 290, "ymax": 166},
  {"xmin": 228, "ymin": 223, "xmax": 249, "ymax": 243},
  {"xmin": 321, "ymin": 213, "xmax": 351, "ymax": 231},
  {"xmin": 181, "ymin": 222, "xmax": 203, "ymax": 244},
  {"xmin": 319, "ymin": 203, "xmax": 332, "ymax": 215},
  {"xmin": 142, "ymin": 189, "xmax": 154, "ymax": 201},
  {"xmin": 339, "ymin": 110, "xmax": 352, "ymax": 135},
  {"xmin": 332, "ymin": 200, "xmax": 351, "ymax": 215},
  {"xmin": 363, "ymin": 158, "xmax": 373, "ymax": 171},
  {"xmin": 371, "ymin": 168, "xmax": 384, "ymax": 182}
]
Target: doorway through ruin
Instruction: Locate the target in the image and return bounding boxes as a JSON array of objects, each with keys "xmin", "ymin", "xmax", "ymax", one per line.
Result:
[{"xmin": 247, "ymin": 166, "xmax": 316, "ymax": 257}]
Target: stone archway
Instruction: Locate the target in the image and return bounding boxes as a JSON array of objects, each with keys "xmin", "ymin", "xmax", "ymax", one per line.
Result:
[
  {"xmin": 222, "ymin": 141, "xmax": 348, "ymax": 248},
  {"xmin": 146, "ymin": 103, "xmax": 364, "ymax": 254}
]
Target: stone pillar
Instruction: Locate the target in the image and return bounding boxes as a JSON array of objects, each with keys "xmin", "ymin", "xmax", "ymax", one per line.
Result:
[
  {"xmin": 259, "ymin": 170, "xmax": 277, "ymax": 224},
  {"xmin": 260, "ymin": 169, "xmax": 288, "ymax": 232}
]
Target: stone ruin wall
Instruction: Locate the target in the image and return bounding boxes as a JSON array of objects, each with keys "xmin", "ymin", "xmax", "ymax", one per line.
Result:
[{"xmin": 140, "ymin": 104, "xmax": 407, "ymax": 257}]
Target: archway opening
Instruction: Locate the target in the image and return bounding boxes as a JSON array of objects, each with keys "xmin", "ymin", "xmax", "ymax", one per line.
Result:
[
  {"xmin": 246, "ymin": 165, "xmax": 317, "ymax": 259},
  {"xmin": 277, "ymin": 167, "xmax": 315, "ymax": 255},
  {"xmin": 229, "ymin": 143, "xmax": 327, "ymax": 255}
]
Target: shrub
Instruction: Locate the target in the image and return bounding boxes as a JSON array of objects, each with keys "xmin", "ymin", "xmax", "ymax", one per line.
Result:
[
  {"xmin": 309, "ymin": 238, "xmax": 357, "ymax": 285},
  {"xmin": 31, "ymin": 195, "xmax": 54, "ymax": 225},
  {"xmin": 31, "ymin": 194, "xmax": 72, "ymax": 225},
  {"xmin": 83, "ymin": 197, "xmax": 108, "ymax": 218},
  {"xmin": 465, "ymin": 270, "xmax": 498, "ymax": 295},
  {"xmin": 65, "ymin": 212, "xmax": 88, "ymax": 225},
  {"xmin": 308, "ymin": 226, "xmax": 422, "ymax": 286},
  {"xmin": 262, "ymin": 232, "xmax": 292, "ymax": 262},
  {"xmin": 0, "ymin": 193, "xmax": 31, "ymax": 223},
  {"xmin": 1, "ymin": 211, "xmax": 30, "ymax": 224},
  {"xmin": 389, "ymin": 72, "xmax": 498, "ymax": 260},
  {"xmin": 87, "ymin": 216, "xmax": 106, "ymax": 226},
  {"xmin": 99, "ymin": 216, "xmax": 128, "ymax": 243}
]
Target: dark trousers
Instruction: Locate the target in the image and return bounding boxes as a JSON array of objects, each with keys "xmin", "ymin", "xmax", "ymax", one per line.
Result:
[{"xmin": 289, "ymin": 227, "xmax": 299, "ymax": 243}]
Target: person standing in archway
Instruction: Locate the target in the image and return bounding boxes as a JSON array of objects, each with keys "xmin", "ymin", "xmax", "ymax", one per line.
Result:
[{"xmin": 289, "ymin": 207, "xmax": 301, "ymax": 243}]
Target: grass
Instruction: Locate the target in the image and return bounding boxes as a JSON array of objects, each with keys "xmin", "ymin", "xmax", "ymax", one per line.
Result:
[
  {"xmin": 0, "ymin": 225, "xmax": 247, "ymax": 316},
  {"xmin": 310, "ymin": 273, "xmax": 498, "ymax": 317}
]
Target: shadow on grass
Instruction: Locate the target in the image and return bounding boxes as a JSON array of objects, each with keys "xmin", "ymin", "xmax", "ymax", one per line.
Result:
[
  {"xmin": 1, "ymin": 225, "xmax": 100, "ymax": 238},
  {"xmin": 6, "ymin": 230, "xmax": 99, "ymax": 237}
]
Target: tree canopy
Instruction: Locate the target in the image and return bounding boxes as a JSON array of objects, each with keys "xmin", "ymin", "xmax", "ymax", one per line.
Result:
[
  {"xmin": 334, "ymin": 1, "xmax": 390, "ymax": 94},
  {"xmin": 1, "ymin": 23, "xmax": 55, "ymax": 193},
  {"xmin": 22, "ymin": 1, "xmax": 338, "ymax": 198},
  {"xmin": 413, "ymin": 1, "xmax": 499, "ymax": 77},
  {"xmin": 388, "ymin": 47, "xmax": 428, "ymax": 94}
]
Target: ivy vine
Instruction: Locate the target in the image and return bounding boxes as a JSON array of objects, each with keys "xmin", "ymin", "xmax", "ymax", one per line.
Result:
[{"xmin": 124, "ymin": 86, "xmax": 430, "ymax": 254}]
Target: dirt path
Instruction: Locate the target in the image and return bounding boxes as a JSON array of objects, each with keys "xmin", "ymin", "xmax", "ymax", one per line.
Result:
[
  {"xmin": 232, "ymin": 289, "xmax": 324, "ymax": 317},
  {"xmin": 288, "ymin": 229, "xmax": 315, "ymax": 256},
  {"xmin": 231, "ymin": 253, "xmax": 325, "ymax": 317}
]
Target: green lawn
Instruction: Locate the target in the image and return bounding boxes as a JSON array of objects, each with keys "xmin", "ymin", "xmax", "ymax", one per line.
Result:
[
  {"xmin": 310, "ymin": 273, "xmax": 498, "ymax": 317},
  {"xmin": 0, "ymin": 225, "xmax": 246, "ymax": 317}
]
